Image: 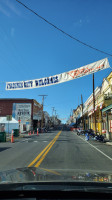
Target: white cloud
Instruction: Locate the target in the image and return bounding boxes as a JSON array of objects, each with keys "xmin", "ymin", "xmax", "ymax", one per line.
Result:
[
  {"xmin": 0, "ymin": 0, "xmax": 22, "ymax": 17},
  {"xmin": 73, "ymin": 19, "xmax": 82, "ymax": 27},
  {"xmin": 73, "ymin": 18, "xmax": 90, "ymax": 27},
  {"xmin": 79, "ymin": 19, "xmax": 82, "ymax": 23},
  {"xmin": 5, "ymin": 0, "xmax": 21, "ymax": 17},
  {"xmin": 11, "ymin": 27, "xmax": 15, "ymax": 37},
  {"xmin": 0, "ymin": 4, "xmax": 10, "ymax": 17}
]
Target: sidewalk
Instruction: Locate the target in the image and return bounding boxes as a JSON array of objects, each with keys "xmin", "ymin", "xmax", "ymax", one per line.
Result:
[
  {"xmin": 90, "ymin": 136, "xmax": 112, "ymax": 146},
  {"xmin": 6, "ymin": 131, "xmax": 36, "ymax": 142},
  {"xmin": 6, "ymin": 134, "xmax": 24, "ymax": 142},
  {"xmin": 74, "ymin": 131, "xmax": 112, "ymax": 146}
]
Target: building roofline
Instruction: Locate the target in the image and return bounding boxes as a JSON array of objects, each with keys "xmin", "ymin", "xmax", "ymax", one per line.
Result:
[
  {"xmin": 0, "ymin": 98, "xmax": 33, "ymax": 100},
  {"xmin": 0, "ymin": 98, "xmax": 42, "ymax": 107}
]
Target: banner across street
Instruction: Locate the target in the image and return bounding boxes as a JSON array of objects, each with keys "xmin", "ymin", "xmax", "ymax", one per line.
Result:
[{"xmin": 6, "ymin": 58, "xmax": 110, "ymax": 90}]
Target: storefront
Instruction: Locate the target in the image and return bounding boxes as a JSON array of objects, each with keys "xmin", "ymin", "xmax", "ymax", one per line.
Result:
[
  {"xmin": 33, "ymin": 111, "xmax": 42, "ymax": 130},
  {"xmin": 102, "ymin": 104, "xmax": 112, "ymax": 140},
  {"xmin": 12, "ymin": 103, "xmax": 32, "ymax": 132},
  {"xmin": 0, "ymin": 98, "xmax": 42, "ymax": 133}
]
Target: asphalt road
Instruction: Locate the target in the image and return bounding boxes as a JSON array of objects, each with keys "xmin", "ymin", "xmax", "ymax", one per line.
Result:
[{"xmin": 0, "ymin": 130, "xmax": 112, "ymax": 174}]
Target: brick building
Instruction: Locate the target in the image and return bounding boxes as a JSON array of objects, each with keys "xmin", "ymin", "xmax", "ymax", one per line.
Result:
[{"xmin": 0, "ymin": 98, "xmax": 42, "ymax": 132}]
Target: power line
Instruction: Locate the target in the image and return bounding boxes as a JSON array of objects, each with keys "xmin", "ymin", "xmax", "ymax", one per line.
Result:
[{"xmin": 16, "ymin": 0, "xmax": 112, "ymax": 57}]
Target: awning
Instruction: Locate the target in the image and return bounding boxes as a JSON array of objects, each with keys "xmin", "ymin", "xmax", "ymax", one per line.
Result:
[
  {"xmin": 102, "ymin": 104, "xmax": 112, "ymax": 113},
  {"xmin": 0, "ymin": 117, "xmax": 18, "ymax": 124},
  {"xmin": 69, "ymin": 123, "xmax": 76, "ymax": 127}
]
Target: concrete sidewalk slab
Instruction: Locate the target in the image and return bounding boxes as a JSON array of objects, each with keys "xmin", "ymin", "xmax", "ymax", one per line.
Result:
[{"xmin": 6, "ymin": 135, "xmax": 24, "ymax": 142}]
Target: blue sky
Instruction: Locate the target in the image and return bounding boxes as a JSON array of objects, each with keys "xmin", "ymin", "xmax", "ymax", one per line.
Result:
[{"xmin": 0, "ymin": 0, "xmax": 112, "ymax": 122}]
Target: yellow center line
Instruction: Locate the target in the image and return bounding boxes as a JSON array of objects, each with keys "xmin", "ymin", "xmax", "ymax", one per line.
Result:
[
  {"xmin": 28, "ymin": 131, "xmax": 61, "ymax": 167},
  {"xmin": 34, "ymin": 132, "xmax": 61, "ymax": 168},
  {"xmin": 39, "ymin": 168, "xmax": 61, "ymax": 176}
]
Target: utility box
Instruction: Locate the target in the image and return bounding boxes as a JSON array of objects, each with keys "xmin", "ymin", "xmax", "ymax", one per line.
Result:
[
  {"xmin": 13, "ymin": 129, "xmax": 19, "ymax": 137},
  {"xmin": 0, "ymin": 132, "xmax": 6, "ymax": 142}
]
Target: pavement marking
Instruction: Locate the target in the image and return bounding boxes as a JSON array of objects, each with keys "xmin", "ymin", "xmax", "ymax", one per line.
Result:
[
  {"xmin": 16, "ymin": 139, "xmax": 30, "ymax": 143},
  {"xmin": 39, "ymin": 167, "xmax": 61, "ymax": 175},
  {"xmin": 79, "ymin": 135, "xmax": 112, "ymax": 161},
  {"xmin": 28, "ymin": 140, "xmax": 54, "ymax": 167},
  {"xmin": 22, "ymin": 139, "xmax": 29, "ymax": 142},
  {"xmin": 28, "ymin": 131, "xmax": 62, "ymax": 167},
  {"xmin": 35, "ymin": 132, "xmax": 61, "ymax": 168},
  {"xmin": 34, "ymin": 141, "xmax": 38, "ymax": 143}
]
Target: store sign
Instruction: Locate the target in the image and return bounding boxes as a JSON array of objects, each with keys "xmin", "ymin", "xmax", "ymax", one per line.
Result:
[
  {"xmin": 33, "ymin": 111, "xmax": 42, "ymax": 120},
  {"xmin": 104, "ymin": 95, "xmax": 112, "ymax": 106},
  {"xmin": 12, "ymin": 103, "xmax": 31, "ymax": 123},
  {"xmin": 26, "ymin": 122, "xmax": 30, "ymax": 125},
  {"xmin": 6, "ymin": 58, "xmax": 109, "ymax": 90}
]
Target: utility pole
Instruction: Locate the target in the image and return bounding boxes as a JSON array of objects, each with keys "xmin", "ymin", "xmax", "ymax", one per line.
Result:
[
  {"xmin": 38, "ymin": 95, "xmax": 48, "ymax": 130},
  {"xmin": 52, "ymin": 107, "xmax": 55, "ymax": 126},
  {"xmin": 52, "ymin": 107, "xmax": 55, "ymax": 117},
  {"xmin": 55, "ymin": 110, "xmax": 56, "ymax": 116},
  {"xmin": 81, "ymin": 94, "xmax": 84, "ymax": 129},
  {"xmin": 93, "ymin": 73, "xmax": 97, "ymax": 134},
  {"xmin": 71, "ymin": 109, "xmax": 73, "ymax": 122},
  {"xmin": 55, "ymin": 110, "xmax": 57, "ymax": 125},
  {"xmin": 54, "ymin": 110, "xmax": 57, "ymax": 126}
]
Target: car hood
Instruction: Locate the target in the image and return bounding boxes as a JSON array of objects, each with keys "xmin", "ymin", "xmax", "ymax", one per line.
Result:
[{"xmin": 0, "ymin": 167, "xmax": 112, "ymax": 184}]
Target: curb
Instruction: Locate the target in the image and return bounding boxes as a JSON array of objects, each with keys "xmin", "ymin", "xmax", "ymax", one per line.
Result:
[
  {"xmin": 6, "ymin": 135, "xmax": 24, "ymax": 142},
  {"xmin": 6, "ymin": 134, "xmax": 37, "ymax": 142}
]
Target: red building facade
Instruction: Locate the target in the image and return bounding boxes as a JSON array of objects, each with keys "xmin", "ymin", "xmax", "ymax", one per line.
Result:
[{"xmin": 0, "ymin": 99, "xmax": 42, "ymax": 132}]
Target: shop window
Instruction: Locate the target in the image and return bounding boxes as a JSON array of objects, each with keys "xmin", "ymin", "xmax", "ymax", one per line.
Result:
[
  {"xmin": 102, "ymin": 122, "xmax": 106, "ymax": 130},
  {"xmin": 23, "ymin": 124, "xmax": 26, "ymax": 131}
]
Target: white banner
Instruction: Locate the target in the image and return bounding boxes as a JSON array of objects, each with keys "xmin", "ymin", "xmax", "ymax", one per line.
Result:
[{"xmin": 6, "ymin": 58, "xmax": 110, "ymax": 90}]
